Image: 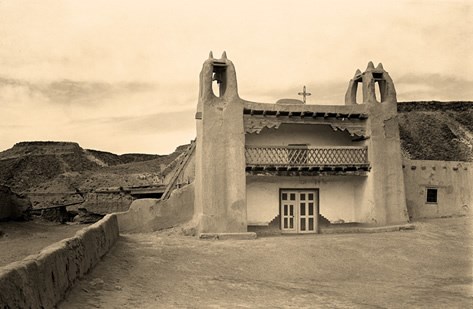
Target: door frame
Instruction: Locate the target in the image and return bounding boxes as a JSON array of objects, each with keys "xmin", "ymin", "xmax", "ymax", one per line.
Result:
[{"xmin": 279, "ymin": 188, "xmax": 320, "ymax": 234}]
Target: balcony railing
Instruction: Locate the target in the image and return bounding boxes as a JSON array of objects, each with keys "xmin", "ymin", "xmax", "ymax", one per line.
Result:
[{"xmin": 245, "ymin": 146, "xmax": 369, "ymax": 170}]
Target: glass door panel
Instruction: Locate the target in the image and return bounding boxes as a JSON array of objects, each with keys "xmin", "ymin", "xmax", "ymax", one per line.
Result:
[
  {"xmin": 281, "ymin": 190, "xmax": 318, "ymax": 234},
  {"xmin": 281, "ymin": 192, "xmax": 296, "ymax": 232}
]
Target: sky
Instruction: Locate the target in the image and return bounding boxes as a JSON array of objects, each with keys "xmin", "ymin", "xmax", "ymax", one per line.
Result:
[{"xmin": 0, "ymin": 0, "xmax": 471, "ymax": 154}]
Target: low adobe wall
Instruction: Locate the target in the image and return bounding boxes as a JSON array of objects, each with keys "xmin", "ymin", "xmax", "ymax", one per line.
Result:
[
  {"xmin": 0, "ymin": 214, "xmax": 119, "ymax": 308},
  {"xmin": 116, "ymin": 183, "xmax": 195, "ymax": 233},
  {"xmin": 403, "ymin": 159, "xmax": 472, "ymax": 219}
]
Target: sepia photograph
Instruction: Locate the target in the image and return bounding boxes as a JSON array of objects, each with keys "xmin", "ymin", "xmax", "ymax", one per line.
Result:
[{"xmin": 0, "ymin": 0, "xmax": 472, "ymax": 308}]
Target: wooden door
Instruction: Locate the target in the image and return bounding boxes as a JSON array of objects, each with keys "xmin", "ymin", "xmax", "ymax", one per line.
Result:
[
  {"xmin": 280, "ymin": 191, "xmax": 297, "ymax": 232},
  {"xmin": 281, "ymin": 190, "xmax": 318, "ymax": 233},
  {"xmin": 298, "ymin": 191, "xmax": 318, "ymax": 233}
]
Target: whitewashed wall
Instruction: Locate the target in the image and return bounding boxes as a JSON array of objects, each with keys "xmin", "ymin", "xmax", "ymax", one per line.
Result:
[{"xmin": 246, "ymin": 175, "xmax": 367, "ymax": 225}]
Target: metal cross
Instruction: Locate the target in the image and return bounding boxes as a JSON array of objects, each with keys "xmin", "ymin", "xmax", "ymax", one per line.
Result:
[{"xmin": 298, "ymin": 85, "xmax": 311, "ymax": 104}]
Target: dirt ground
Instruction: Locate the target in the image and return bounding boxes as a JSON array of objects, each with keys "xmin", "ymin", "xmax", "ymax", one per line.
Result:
[
  {"xmin": 0, "ymin": 218, "xmax": 87, "ymax": 267},
  {"xmin": 60, "ymin": 216, "xmax": 472, "ymax": 308}
]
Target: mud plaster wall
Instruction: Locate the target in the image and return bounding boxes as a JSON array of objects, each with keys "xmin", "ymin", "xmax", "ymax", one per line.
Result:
[
  {"xmin": 116, "ymin": 183, "xmax": 194, "ymax": 233},
  {"xmin": 0, "ymin": 214, "xmax": 119, "ymax": 308},
  {"xmin": 403, "ymin": 159, "xmax": 472, "ymax": 219},
  {"xmin": 246, "ymin": 176, "xmax": 366, "ymax": 225},
  {"xmin": 362, "ymin": 102, "xmax": 409, "ymax": 225},
  {"xmin": 246, "ymin": 123, "xmax": 364, "ymax": 147}
]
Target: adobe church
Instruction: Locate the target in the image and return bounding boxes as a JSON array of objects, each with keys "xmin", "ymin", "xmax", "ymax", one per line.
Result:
[
  {"xmin": 160, "ymin": 52, "xmax": 472, "ymax": 236},
  {"xmin": 192, "ymin": 51, "xmax": 411, "ymax": 235}
]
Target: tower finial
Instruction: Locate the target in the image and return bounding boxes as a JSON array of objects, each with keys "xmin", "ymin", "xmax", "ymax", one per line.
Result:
[
  {"xmin": 376, "ymin": 63, "xmax": 384, "ymax": 70},
  {"xmin": 366, "ymin": 61, "xmax": 375, "ymax": 70},
  {"xmin": 355, "ymin": 69, "xmax": 361, "ymax": 76},
  {"xmin": 221, "ymin": 51, "xmax": 227, "ymax": 59},
  {"xmin": 209, "ymin": 51, "xmax": 214, "ymax": 59}
]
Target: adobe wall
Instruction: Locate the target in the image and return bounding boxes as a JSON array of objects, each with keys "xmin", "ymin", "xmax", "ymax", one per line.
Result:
[
  {"xmin": 246, "ymin": 176, "xmax": 366, "ymax": 225},
  {"xmin": 116, "ymin": 183, "xmax": 194, "ymax": 233},
  {"xmin": 246, "ymin": 123, "xmax": 365, "ymax": 147},
  {"xmin": 403, "ymin": 159, "xmax": 472, "ymax": 219},
  {"xmin": 0, "ymin": 214, "xmax": 119, "ymax": 308}
]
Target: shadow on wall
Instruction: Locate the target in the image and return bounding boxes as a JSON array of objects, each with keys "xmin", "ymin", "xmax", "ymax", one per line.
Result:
[{"xmin": 116, "ymin": 183, "xmax": 195, "ymax": 233}]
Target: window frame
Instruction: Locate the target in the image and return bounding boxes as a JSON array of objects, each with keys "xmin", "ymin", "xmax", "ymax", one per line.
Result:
[{"xmin": 425, "ymin": 187, "xmax": 438, "ymax": 204}]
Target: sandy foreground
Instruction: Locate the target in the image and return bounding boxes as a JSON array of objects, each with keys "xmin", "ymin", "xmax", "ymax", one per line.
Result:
[{"xmin": 56, "ymin": 216, "xmax": 472, "ymax": 308}]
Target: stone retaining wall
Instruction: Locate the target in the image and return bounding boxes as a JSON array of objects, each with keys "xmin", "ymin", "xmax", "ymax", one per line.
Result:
[{"xmin": 0, "ymin": 214, "xmax": 119, "ymax": 308}]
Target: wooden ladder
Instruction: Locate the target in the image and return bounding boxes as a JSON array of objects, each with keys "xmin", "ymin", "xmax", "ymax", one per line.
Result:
[{"xmin": 161, "ymin": 140, "xmax": 196, "ymax": 200}]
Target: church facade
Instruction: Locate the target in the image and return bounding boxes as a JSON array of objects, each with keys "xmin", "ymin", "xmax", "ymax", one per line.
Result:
[{"xmin": 192, "ymin": 52, "xmax": 410, "ymax": 234}]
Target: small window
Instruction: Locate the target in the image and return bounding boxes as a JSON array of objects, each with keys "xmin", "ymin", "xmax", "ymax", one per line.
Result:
[
  {"xmin": 426, "ymin": 188, "xmax": 438, "ymax": 204},
  {"xmin": 372, "ymin": 72, "xmax": 383, "ymax": 80}
]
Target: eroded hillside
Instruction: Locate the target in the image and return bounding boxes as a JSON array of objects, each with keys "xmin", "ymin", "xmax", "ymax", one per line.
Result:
[
  {"xmin": 0, "ymin": 141, "xmax": 187, "ymax": 194},
  {"xmin": 397, "ymin": 101, "xmax": 473, "ymax": 162}
]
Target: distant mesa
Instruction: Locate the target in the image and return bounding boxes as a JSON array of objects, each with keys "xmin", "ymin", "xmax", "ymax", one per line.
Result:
[
  {"xmin": 14, "ymin": 141, "xmax": 80, "ymax": 147},
  {"xmin": 276, "ymin": 98, "xmax": 304, "ymax": 105},
  {"xmin": 10, "ymin": 141, "xmax": 82, "ymax": 155}
]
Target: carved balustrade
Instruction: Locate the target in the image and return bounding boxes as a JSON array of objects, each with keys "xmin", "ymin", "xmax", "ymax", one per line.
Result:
[{"xmin": 245, "ymin": 146, "xmax": 369, "ymax": 168}]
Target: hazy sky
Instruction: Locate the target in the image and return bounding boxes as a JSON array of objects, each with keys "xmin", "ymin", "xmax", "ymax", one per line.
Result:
[{"xmin": 0, "ymin": 0, "xmax": 471, "ymax": 154}]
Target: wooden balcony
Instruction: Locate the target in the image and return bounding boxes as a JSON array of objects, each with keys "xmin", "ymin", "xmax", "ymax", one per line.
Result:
[{"xmin": 245, "ymin": 146, "xmax": 370, "ymax": 174}]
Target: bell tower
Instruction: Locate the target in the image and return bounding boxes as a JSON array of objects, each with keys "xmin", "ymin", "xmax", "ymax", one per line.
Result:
[
  {"xmin": 345, "ymin": 61, "xmax": 397, "ymax": 105},
  {"xmin": 345, "ymin": 62, "xmax": 409, "ymax": 224},
  {"xmin": 194, "ymin": 51, "xmax": 248, "ymax": 234}
]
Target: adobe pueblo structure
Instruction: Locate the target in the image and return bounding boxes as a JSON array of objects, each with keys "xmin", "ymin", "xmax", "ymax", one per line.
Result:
[
  {"xmin": 123, "ymin": 52, "xmax": 471, "ymax": 236},
  {"xmin": 192, "ymin": 52, "xmax": 410, "ymax": 235}
]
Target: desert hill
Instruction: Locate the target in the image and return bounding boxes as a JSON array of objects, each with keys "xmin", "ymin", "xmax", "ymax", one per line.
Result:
[
  {"xmin": 0, "ymin": 141, "xmax": 187, "ymax": 195},
  {"xmin": 397, "ymin": 101, "xmax": 473, "ymax": 162}
]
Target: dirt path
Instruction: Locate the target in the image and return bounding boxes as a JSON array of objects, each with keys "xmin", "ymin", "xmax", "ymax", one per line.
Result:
[
  {"xmin": 0, "ymin": 219, "xmax": 87, "ymax": 267},
  {"xmin": 61, "ymin": 217, "xmax": 472, "ymax": 308}
]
